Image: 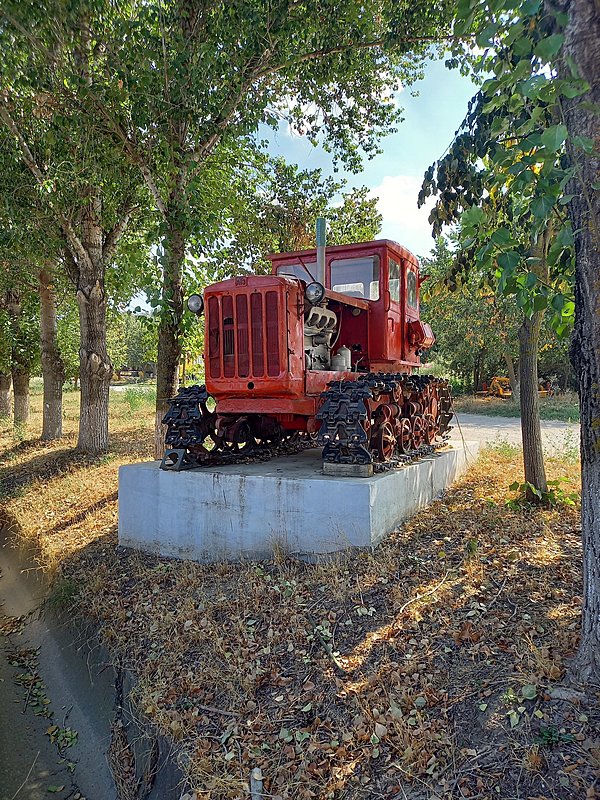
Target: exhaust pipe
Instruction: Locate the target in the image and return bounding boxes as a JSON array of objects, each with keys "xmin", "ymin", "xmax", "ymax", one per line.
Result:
[{"xmin": 316, "ymin": 217, "xmax": 326, "ymax": 287}]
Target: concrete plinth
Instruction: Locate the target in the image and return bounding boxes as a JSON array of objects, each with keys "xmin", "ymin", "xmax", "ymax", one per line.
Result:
[{"xmin": 118, "ymin": 442, "xmax": 479, "ymax": 562}]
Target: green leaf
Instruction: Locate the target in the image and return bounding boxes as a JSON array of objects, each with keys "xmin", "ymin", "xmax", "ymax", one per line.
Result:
[
  {"xmin": 525, "ymin": 271, "xmax": 538, "ymax": 288},
  {"xmin": 497, "ymin": 251, "xmax": 521, "ymax": 272},
  {"xmin": 509, "ymin": 481, "xmax": 521, "ymax": 491},
  {"xmin": 573, "ymin": 135, "xmax": 595, "ymax": 154},
  {"xmin": 541, "ymin": 124, "xmax": 568, "ymax": 153},
  {"xmin": 508, "ymin": 709, "xmax": 520, "ymax": 728},
  {"xmin": 476, "ymin": 22, "xmax": 500, "ymax": 47},
  {"xmin": 521, "ymin": 684, "xmax": 537, "ymax": 700},
  {"xmin": 461, "ymin": 206, "xmax": 485, "ymax": 228},
  {"xmin": 532, "ymin": 293, "xmax": 547, "ymax": 312},
  {"xmin": 531, "ymin": 195, "xmax": 555, "ymax": 218},
  {"xmin": 491, "ymin": 228, "xmax": 513, "ymax": 246},
  {"xmin": 534, "ymin": 34, "xmax": 564, "ymax": 61},
  {"xmin": 562, "ymin": 300, "xmax": 575, "ymax": 317}
]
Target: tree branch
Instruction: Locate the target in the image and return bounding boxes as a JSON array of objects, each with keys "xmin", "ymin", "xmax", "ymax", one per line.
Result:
[
  {"xmin": 0, "ymin": 97, "xmax": 92, "ymax": 271},
  {"xmin": 102, "ymin": 203, "xmax": 137, "ymax": 264},
  {"xmin": 90, "ymin": 100, "xmax": 168, "ymax": 217}
]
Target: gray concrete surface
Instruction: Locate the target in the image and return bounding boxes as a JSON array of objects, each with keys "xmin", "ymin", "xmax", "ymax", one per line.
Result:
[
  {"xmin": 449, "ymin": 412, "xmax": 580, "ymax": 456},
  {"xmin": 118, "ymin": 442, "xmax": 479, "ymax": 562}
]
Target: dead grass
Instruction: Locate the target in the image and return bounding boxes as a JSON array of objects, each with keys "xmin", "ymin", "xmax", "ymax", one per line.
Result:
[
  {"xmin": 0, "ymin": 388, "xmax": 154, "ymax": 569},
  {"xmin": 453, "ymin": 391, "xmax": 580, "ymax": 422},
  {"xmin": 2, "ymin": 392, "xmax": 598, "ymax": 800}
]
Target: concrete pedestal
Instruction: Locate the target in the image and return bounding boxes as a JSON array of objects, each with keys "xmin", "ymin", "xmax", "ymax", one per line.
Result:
[{"xmin": 118, "ymin": 443, "xmax": 479, "ymax": 562}]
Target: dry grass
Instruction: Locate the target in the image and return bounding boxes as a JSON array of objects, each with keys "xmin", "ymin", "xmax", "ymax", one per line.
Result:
[
  {"xmin": 1, "ymin": 392, "xmax": 598, "ymax": 800},
  {"xmin": 453, "ymin": 391, "xmax": 580, "ymax": 422},
  {"xmin": 0, "ymin": 388, "xmax": 154, "ymax": 569}
]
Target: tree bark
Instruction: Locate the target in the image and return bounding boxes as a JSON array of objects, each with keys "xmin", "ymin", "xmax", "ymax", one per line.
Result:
[
  {"xmin": 12, "ymin": 365, "xmax": 30, "ymax": 426},
  {"xmin": 155, "ymin": 226, "xmax": 184, "ymax": 458},
  {"xmin": 559, "ymin": 0, "xmax": 600, "ymax": 682},
  {"xmin": 518, "ymin": 311, "xmax": 547, "ymax": 497},
  {"xmin": 75, "ymin": 195, "xmax": 112, "ymax": 454},
  {"xmin": 0, "ymin": 372, "xmax": 11, "ymax": 417},
  {"xmin": 39, "ymin": 268, "xmax": 65, "ymax": 440},
  {"xmin": 503, "ymin": 348, "xmax": 519, "ymax": 395}
]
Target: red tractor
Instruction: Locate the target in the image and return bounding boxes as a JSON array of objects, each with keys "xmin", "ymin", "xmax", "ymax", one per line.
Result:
[{"xmin": 161, "ymin": 235, "xmax": 452, "ymax": 472}]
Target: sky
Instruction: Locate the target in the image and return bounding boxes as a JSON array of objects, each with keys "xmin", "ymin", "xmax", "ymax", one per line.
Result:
[{"xmin": 262, "ymin": 57, "xmax": 478, "ymax": 259}]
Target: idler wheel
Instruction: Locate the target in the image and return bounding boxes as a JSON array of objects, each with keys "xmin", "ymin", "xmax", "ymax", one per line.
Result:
[
  {"xmin": 397, "ymin": 418, "xmax": 412, "ymax": 454},
  {"xmin": 231, "ymin": 420, "xmax": 259, "ymax": 452},
  {"xmin": 411, "ymin": 415, "xmax": 425, "ymax": 449},
  {"xmin": 373, "ymin": 421, "xmax": 396, "ymax": 462},
  {"xmin": 424, "ymin": 412, "xmax": 437, "ymax": 445}
]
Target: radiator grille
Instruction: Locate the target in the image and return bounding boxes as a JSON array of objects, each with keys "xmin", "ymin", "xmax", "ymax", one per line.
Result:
[
  {"xmin": 208, "ymin": 296, "xmax": 220, "ymax": 378},
  {"xmin": 250, "ymin": 293, "xmax": 264, "ymax": 376},
  {"xmin": 265, "ymin": 291, "xmax": 279, "ymax": 377},
  {"xmin": 207, "ymin": 290, "xmax": 281, "ymax": 379},
  {"xmin": 236, "ymin": 295, "xmax": 249, "ymax": 377}
]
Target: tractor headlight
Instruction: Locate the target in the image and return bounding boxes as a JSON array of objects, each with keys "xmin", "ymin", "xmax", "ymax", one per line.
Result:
[
  {"xmin": 187, "ymin": 293, "xmax": 204, "ymax": 315},
  {"xmin": 305, "ymin": 282, "xmax": 326, "ymax": 305}
]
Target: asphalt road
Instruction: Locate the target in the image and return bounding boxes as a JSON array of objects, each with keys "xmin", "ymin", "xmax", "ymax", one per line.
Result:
[{"xmin": 448, "ymin": 412, "xmax": 580, "ymax": 456}]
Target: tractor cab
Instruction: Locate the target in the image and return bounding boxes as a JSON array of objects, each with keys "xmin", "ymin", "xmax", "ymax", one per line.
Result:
[{"xmin": 268, "ymin": 239, "xmax": 434, "ymax": 372}]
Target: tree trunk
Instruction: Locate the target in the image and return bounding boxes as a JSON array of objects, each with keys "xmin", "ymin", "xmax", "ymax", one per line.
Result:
[
  {"xmin": 12, "ymin": 366, "xmax": 30, "ymax": 426},
  {"xmin": 518, "ymin": 311, "xmax": 547, "ymax": 498},
  {"xmin": 0, "ymin": 372, "xmax": 11, "ymax": 417},
  {"xmin": 76, "ymin": 196, "xmax": 112, "ymax": 454},
  {"xmin": 560, "ymin": 0, "xmax": 600, "ymax": 683},
  {"xmin": 472, "ymin": 349, "xmax": 484, "ymax": 393},
  {"xmin": 503, "ymin": 348, "xmax": 519, "ymax": 395},
  {"xmin": 155, "ymin": 227, "xmax": 185, "ymax": 458},
  {"xmin": 39, "ymin": 268, "xmax": 65, "ymax": 440}
]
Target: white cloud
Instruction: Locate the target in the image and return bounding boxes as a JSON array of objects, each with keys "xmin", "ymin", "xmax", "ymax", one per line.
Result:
[{"xmin": 368, "ymin": 174, "xmax": 437, "ymax": 258}]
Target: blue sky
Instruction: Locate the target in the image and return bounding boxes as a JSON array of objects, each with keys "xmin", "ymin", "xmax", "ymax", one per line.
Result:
[{"xmin": 263, "ymin": 58, "xmax": 478, "ymax": 259}]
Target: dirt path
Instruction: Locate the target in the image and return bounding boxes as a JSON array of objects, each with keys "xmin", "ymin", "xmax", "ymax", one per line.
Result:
[{"xmin": 449, "ymin": 412, "xmax": 580, "ymax": 456}]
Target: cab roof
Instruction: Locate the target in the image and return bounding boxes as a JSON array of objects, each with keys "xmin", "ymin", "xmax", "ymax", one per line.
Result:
[{"xmin": 266, "ymin": 239, "xmax": 420, "ymax": 268}]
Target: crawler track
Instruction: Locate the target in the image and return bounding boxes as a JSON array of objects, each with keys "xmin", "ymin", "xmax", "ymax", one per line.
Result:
[
  {"xmin": 316, "ymin": 373, "xmax": 453, "ymax": 471},
  {"xmin": 160, "ymin": 376, "xmax": 453, "ymax": 472}
]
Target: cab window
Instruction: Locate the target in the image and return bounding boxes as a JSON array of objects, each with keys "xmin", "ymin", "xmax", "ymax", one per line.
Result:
[
  {"xmin": 389, "ymin": 258, "xmax": 400, "ymax": 302},
  {"xmin": 407, "ymin": 269, "xmax": 418, "ymax": 309},
  {"xmin": 276, "ymin": 262, "xmax": 316, "ymax": 282},
  {"xmin": 331, "ymin": 256, "xmax": 380, "ymax": 300}
]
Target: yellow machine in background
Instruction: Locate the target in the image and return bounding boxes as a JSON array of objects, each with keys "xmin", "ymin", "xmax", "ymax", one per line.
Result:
[
  {"xmin": 476, "ymin": 376, "xmax": 554, "ymax": 399},
  {"xmin": 476, "ymin": 377, "xmax": 512, "ymax": 398}
]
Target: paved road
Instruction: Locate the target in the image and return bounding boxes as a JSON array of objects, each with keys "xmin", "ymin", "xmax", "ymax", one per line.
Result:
[{"xmin": 448, "ymin": 412, "xmax": 580, "ymax": 456}]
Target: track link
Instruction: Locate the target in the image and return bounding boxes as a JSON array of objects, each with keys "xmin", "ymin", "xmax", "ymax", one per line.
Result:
[
  {"xmin": 160, "ymin": 376, "xmax": 453, "ymax": 473},
  {"xmin": 316, "ymin": 373, "xmax": 453, "ymax": 471}
]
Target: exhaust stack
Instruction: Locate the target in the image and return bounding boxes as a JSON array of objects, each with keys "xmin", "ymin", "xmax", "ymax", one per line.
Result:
[{"xmin": 316, "ymin": 217, "xmax": 326, "ymax": 287}]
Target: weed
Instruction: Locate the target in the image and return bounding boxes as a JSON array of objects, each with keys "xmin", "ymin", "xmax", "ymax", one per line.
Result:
[
  {"xmin": 12, "ymin": 422, "xmax": 27, "ymax": 442},
  {"xmin": 506, "ymin": 479, "xmax": 579, "ymax": 509},
  {"xmin": 485, "ymin": 439, "xmax": 521, "ymax": 458},
  {"xmin": 535, "ymin": 725, "xmax": 574, "ymax": 747},
  {"xmin": 120, "ymin": 386, "xmax": 156, "ymax": 412},
  {"xmin": 46, "ymin": 578, "xmax": 80, "ymax": 610}
]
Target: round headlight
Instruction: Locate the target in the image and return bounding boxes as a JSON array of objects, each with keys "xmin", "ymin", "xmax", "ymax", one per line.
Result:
[
  {"xmin": 187, "ymin": 293, "xmax": 204, "ymax": 315},
  {"xmin": 305, "ymin": 282, "xmax": 326, "ymax": 305}
]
